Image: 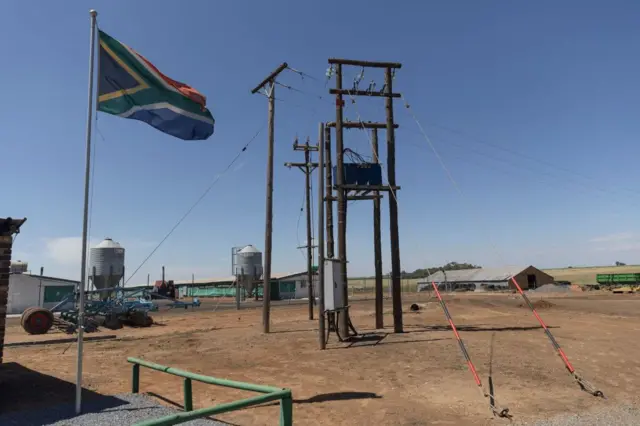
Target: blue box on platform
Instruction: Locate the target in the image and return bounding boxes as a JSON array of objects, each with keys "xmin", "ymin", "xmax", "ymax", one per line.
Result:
[{"xmin": 333, "ymin": 163, "xmax": 382, "ymax": 186}]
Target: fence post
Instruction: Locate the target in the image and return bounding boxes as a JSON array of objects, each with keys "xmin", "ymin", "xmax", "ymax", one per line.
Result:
[
  {"xmin": 132, "ymin": 363, "xmax": 140, "ymax": 393},
  {"xmin": 183, "ymin": 378, "xmax": 193, "ymax": 411},
  {"xmin": 279, "ymin": 392, "xmax": 293, "ymax": 426}
]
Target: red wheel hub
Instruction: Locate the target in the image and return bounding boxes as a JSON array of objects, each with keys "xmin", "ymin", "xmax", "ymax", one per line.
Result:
[{"xmin": 29, "ymin": 311, "xmax": 51, "ymax": 332}]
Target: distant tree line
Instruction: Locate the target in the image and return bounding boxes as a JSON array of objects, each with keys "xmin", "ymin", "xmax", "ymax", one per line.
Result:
[{"xmin": 376, "ymin": 262, "xmax": 481, "ymax": 279}]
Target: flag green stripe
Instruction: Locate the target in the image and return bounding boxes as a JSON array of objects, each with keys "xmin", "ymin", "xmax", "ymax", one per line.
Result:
[{"xmin": 98, "ymin": 86, "xmax": 213, "ymax": 119}]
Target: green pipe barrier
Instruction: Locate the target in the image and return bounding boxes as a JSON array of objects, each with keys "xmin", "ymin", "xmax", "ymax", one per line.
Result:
[
  {"xmin": 127, "ymin": 357, "xmax": 293, "ymax": 426},
  {"xmin": 127, "ymin": 357, "xmax": 283, "ymax": 394},
  {"xmin": 182, "ymin": 378, "xmax": 192, "ymax": 412},
  {"xmin": 133, "ymin": 390, "xmax": 292, "ymax": 426}
]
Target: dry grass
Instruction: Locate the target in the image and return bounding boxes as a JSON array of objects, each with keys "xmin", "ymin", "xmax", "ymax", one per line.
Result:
[
  {"xmin": 348, "ymin": 265, "xmax": 640, "ymax": 288},
  {"xmin": 543, "ymin": 265, "xmax": 640, "ymax": 285},
  {"xmin": 4, "ymin": 292, "xmax": 640, "ymax": 425}
]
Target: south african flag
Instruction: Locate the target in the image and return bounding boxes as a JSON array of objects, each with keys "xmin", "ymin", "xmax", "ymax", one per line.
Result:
[{"xmin": 97, "ymin": 30, "xmax": 214, "ymax": 140}]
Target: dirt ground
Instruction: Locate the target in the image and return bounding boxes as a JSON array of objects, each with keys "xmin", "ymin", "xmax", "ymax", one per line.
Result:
[{"xmin": 4, "ymin": 291, "xmax": 640, "ymax": 425}]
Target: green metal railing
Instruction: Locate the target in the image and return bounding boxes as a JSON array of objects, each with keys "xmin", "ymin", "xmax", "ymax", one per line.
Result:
[{"xmin": 127, "ymin": 357, "xmax": 293, "ymax": 426}]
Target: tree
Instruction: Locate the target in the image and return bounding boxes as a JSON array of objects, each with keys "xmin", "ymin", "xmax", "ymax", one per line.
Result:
[
  {"xmin": 401, "ymin": 262, "xmax": 481, "ymax": 279},
  {"xmin": 615, "ymin": 261, "xmax": 627, "ymax": 266}
]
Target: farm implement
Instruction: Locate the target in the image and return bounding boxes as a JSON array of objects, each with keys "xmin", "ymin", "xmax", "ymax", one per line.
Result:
[{"xmin": 20, "ymin": 286, "xmax": 157, "ymax": 335}]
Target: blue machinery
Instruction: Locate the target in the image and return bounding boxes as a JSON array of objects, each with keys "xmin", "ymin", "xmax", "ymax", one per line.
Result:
[{"xmin": 20, "ymin": 286, "xmax": 200, "ymax": 335}]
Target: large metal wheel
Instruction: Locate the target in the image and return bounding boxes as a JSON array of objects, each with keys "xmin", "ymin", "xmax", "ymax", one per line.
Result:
[
  {"xmin": 20, "ymin": 307, "xmax": 38, "ymax": 329},
  {"xmin": 21, "ymin": 308, "xmax": 54, "ymax": 335},
  {"xmin": 127, "ymin": 312, "xmax": 153, "ymax": 327},
  {"xmin": 103, "ymin": 314, "xmax": 123, "ymax": 330}
]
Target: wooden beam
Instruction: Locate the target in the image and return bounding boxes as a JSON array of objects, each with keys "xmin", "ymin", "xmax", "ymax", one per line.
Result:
[
  {"xmin": 329, "ymin": 89, "xmax": 401, "ymax": 98},
  {"xmin": 325, "ymin": 195, "xmax": 383, "ymax": 201},
  {"xmin": 328, "ymin": 58, "xmax": 402, "ymax": 69},
  {"xmin": 250, "ymin": 63, "xmax": 288, "ymax": 94},
  {"xmin": 336, "ymin": 184, "xmax": 401, "ymax": 192},
  {"xmin": 325, "ymin": 122, "xmax": 399, "ymax": 129}
]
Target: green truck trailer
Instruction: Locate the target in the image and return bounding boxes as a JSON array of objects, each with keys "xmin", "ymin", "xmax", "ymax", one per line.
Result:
[{"xmin": 596, "ymin": 273, "xmax": 640, "ymax": 284}]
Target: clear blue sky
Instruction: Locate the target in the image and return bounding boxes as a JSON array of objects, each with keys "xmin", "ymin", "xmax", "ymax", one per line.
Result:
[{"xmin": 3, "ymin": 1, "xmax": 640, "ymax": 282}]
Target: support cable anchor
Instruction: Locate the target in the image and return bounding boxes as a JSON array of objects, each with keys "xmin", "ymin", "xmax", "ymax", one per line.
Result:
[
  {"xmin": 510, "ymin": 277, "xmax": 605, "ymax": 399},
  {"xmin": 431, "ymin": 282, "xmax": 511, "ymax": 419}
]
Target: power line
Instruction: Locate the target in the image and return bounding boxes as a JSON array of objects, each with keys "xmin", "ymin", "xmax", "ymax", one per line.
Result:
[
  {"xmin": 286, "ymin": 65, "xmax": 323, "ymax": 83},
  {"xmin": 125, "ymin": 124, "xmax": 265, "ymax": 284},
  {"xmin": 288, "ymin": 66, "xmax": 637, "ymax": 199},
  {"xmin": 402, "ymin": 117, "xmax": 640, "ymax": 205},
  {"xmin": 422, "ymin": 120, "xmax": 640, "ymax": 196},
  {"xmin": 274, "ymin": 80, "xmax": 332, "ymax": 104}
]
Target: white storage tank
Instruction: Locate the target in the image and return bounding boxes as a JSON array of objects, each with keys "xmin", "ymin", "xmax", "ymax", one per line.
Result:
[
  {"xmin": 10, "ymin": 260, "xmax": 28, "ymax": 274},
  {"xmin": 89, "ymin": 238, "xmax": 125, "ymax": 292},
  {"xmin": 233, "ymin": 245, "xmax": 263, "ymax": 279}
]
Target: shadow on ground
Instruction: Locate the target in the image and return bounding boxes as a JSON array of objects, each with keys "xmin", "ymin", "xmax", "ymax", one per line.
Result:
[
  {"xmin": 147, "ymin": 389, "xmax": 381, "ymax": 416},
  {"xmin": 326, "ymin": 332, "xmax": 449, "ymax": 349},
  {"xmin": 0, "ymin": 362, "xmax": 128, "ymax": 424},
  {"xmin": 396, "ymin": 324, "xmax": 555, "ymax": 333},
  {"xmin": 294, "ymin": 391, "xmax": 382, "ymax": 404}
]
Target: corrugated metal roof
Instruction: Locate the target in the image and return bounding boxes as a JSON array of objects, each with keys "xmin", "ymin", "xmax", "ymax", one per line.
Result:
[
  {"xmin": 172, "ymin": 271, "xmax": 308, "ymax": 286},
  {"xmin": 18, "ymin": 273, "xmax": 80, "ymax": 284},
  {"xmin": 173, "ymin": 276, "xmax": 236, "ymax": 286},
  {"xmin": 421, "ymin": 266, "xmax": 531, "ymax": 283}
]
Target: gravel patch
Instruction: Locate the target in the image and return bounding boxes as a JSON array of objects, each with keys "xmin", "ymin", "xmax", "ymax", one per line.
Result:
[
  {"xmin": 515, "ymin": 404, "xmax": 640, "ymax": 426},
  {"xmin": 534, "ymin": 284, "xmax": 569, "ymax": 293},
  {"xmin": 0, "ymin": 393, "xmax": 228, "ymax": 426}
]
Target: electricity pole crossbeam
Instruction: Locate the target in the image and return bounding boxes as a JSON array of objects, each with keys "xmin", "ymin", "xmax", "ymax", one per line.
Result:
[
  {"xmin": 328, "ymin": 57, "xmax": 404, "ymax": 334},
  {"xmin": 335, "ymin": 184, "xmax": 401, "ymax": 192},
  {"xmin": 326, "ymin": 122, "xmax": 399, "ymax": 129},
  {"xmin": 285, "ymin": 137, "xmax": 319, "ymax": 320},
  {"xmin": 285, "ymin": 162, "xmax": 319, "ymax": 174},
  {"xmin": 324, "ymin": 195, "xmax": 383, "ymax": 201},
  {"xmin": 251, "ymin": 63, "xmax": 289, "ymax": 94},
  {"xmin": 251, "ymin": 62, "xmax": 289, "ymax": 334},
  {"xmin": 329, "ymin": 89, "xmax": 401, "ymax": 98},
  {"xmin": 294, "ymin": 143, "xmax": 319, "ymax": 152},
  {"xmin": 328, "ymin": 58, "xmax": 402, "ymax": 69}
]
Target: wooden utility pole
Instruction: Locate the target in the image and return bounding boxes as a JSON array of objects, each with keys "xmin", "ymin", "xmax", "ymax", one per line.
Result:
[
  {"xmin": 372, "ymin": 129, "xmax": 384, "ymax": 329},
  {"xmin": 317, "ymin": 123, "xmax": 326, "ymax": 349},
  {"xmin": 251, "ymin": 62, "xmax": 288, "ymax": 333},
  {"xmin": 384, "ymin": 67, "xmax": 403, "ymax": 333},
  {"xmin": 285, "ymin": 137, "xmax": 319, "ymax": 320},
  {"xmin": 333, "ymin": 63, "xmax": 350, "ymax": 336},
  {"xmin": 327, "ymin": 58, "xmax": 403, "ymax": 333},
  {"xmin": 324, "ymin": 127, "xmax": 335, "ymax": 259}
]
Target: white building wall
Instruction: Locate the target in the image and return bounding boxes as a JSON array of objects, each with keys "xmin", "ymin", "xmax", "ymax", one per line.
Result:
[
  {"xmin": 294, "ymin": 275, "xmax": 319, "ymax": 299},
  {"xmin": 7, "ymin": 274, "xmax": 76, "ymax": 314},
  {"xmin": 7, "ymin": 274, "xmax": 41, "ymax": 314}
]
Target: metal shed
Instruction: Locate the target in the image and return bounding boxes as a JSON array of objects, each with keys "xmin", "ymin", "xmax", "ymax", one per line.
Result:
[{"xmin": 419, "ymin": 265, "xmax": 554, "ymax": 292}]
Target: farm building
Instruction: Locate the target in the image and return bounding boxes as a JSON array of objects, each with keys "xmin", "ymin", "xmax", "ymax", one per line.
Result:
[
  {"xmin": 6, "ymin": 272, "xmax": 77, "ymax": 314},
  {"xmin": 175, "ymin": 271, "xmax": 319, "ymax": 300},
  {"xmin": 418, "ymin": 265, "xmax": 554, "ymax": 292}
]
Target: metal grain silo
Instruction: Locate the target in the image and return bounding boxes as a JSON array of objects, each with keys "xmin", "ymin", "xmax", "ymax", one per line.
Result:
[
  {"xmin": 234, "ymin": 245, "xmax": 263, "ymax": 279},
  {"xmin": 89, "ymin": 238, "xmax": 125, "ymax": 294}
]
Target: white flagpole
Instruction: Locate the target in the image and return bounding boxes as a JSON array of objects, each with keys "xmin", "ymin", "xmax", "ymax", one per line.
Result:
[{"xmin": 76, "ymin": 9, "xmax": 98, "ymax": 415}]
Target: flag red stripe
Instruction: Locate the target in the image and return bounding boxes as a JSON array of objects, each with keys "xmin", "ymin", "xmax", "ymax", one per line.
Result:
[{"xmin": 134, "ymin": 50, "xmax": 207, "ymax": 108}]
